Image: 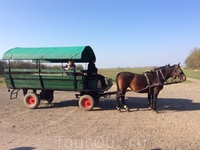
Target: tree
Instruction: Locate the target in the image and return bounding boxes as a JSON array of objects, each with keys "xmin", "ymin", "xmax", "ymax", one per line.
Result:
[
  {"xmin": 76, "ymin": 64, "xmax": 84, "ymax": 70},
  {"xmin": 185, "ymin": 48, "xmax": 200, "ymax": 69},
  {"xmin": 0, "ymin": 60, "xmax": 7, "ymax": 75}
]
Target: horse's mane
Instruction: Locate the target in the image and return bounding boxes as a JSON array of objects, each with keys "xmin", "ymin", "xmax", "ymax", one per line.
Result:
[{"xmin": 143, "ymin": 64, "xmax": 170, "ymax": 74}]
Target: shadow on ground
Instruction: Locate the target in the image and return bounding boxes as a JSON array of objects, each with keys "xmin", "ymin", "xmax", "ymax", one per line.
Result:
[
  {"xmin": 94, "ymin": 96, "xmax": 200, "ymax": 112},
  {"xmin": 10, "ymin": 147, "xmax": 36, "ymax": 150},
  {"xmin": 38, "ymin": 96, "xmax": 200, "ymax": 112}
]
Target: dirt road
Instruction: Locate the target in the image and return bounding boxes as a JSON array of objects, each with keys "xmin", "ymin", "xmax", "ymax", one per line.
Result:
[{"xmin": 0, "ymin": 78, "xmax": 200, "ymax": 150}]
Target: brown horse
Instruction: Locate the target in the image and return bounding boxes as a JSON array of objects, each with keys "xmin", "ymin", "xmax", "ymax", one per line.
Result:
[{"xmin": 115, "ymin": 63, "xmax": 186, "ymax": 112}]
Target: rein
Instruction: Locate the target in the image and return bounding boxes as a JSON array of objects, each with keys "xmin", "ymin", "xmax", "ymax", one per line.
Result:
[{"xmin": 164, "ymin": 80, "xmax": 183, "ymax": 85}]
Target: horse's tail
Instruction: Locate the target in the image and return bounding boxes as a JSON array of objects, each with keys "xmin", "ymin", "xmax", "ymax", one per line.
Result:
[{"xmin": 115, "ymin": 72, "xmax": 121, "ymax": 91}]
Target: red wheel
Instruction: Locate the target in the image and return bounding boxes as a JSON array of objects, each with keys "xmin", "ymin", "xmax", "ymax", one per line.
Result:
[
  {"xmin": 79, "ymin": 95, "xmax": 95, "ymax": 111},
  {"xmin": 24, "ymin": 92, "xmax": 40, "ymax": 109}
]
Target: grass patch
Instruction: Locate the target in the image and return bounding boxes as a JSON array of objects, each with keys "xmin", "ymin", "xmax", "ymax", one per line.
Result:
[
  {"xmin": 0, "ymin": 77, "xmax": 5, "ymax": 86},
  {"xmin": 182, "ymin": 69, "xmax": 200, "ymax": 80},
  {"xmin": 98, "ymin": 67, "xmax": 150, "ymax": 79}
]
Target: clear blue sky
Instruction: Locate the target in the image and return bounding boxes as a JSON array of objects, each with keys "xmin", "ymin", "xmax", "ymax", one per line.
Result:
[{"xmin": 0, "ymin": 0, "xmax": 199, "ymax": 68}]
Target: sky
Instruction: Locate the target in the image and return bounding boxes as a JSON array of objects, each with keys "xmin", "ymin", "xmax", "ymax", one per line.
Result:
[{"xmin": 0, "ymin": 0, "xmax": 200, "ymax": 68}]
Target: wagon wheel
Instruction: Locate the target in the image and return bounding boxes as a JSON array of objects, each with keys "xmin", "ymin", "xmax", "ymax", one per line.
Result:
[
  {"xmin": 39, "ymin": 90, "xmax": 54, "ymax": 104},
  {"xmin": 24, "ymin": 92, "xmax": 40, "ymax": 109},
  {"xmin": 79, "ymin": 95, "xmax": 95, "ymax": 111}
]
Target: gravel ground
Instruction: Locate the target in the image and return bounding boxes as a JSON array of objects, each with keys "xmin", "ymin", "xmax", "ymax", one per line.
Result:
[{"xmin": 0, "ymin": 77, "xmax": 200, "ymax": 150}]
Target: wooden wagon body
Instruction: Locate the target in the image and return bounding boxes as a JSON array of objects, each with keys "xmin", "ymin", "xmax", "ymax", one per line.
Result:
[{"xmin": 2, "ymin": 46, "xmax": 113, "ymax": 110}]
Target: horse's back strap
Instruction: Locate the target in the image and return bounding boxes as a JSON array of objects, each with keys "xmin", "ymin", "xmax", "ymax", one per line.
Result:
[
  {"xmin": 144, "ymin": 73, "xmax": 151, "ymax": 94},
  {"xmin": 144, "ymin": 73, "xmax": 150, "ymax": 85},
  {"xmin": 134, "ymin": 73, "xmax": 150, "ymax": 93}
]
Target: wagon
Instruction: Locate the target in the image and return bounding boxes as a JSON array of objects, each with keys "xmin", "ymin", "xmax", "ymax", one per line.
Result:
[{"xmin": 2, "ymin": 46, "xmax": 113, "ymax": 110}]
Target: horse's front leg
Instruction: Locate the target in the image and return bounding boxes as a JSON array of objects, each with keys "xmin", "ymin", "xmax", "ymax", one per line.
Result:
[
  {"xmin": 152, "ymin": 93, "xmax": 159, "ymax": 113},
  {"xmin": 147, "ymin": 93, "xmax": 152, "ymax": 109},
  {"xmin": 121, "ymin": 96, "xmax": 130, "ymax": 112}
]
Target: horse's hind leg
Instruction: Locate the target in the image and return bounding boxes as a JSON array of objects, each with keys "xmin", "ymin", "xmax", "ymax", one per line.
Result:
[
  {"xmin": 121, "ymin": 95, "xmax": 130, "ymax": 112},
  {"xmin": 116, "ymin": 92, "xmax": 122, "ymax": 112},
  {"xmin": 116, "ymin": 90, "xmax": 129, "ymax": 112}
]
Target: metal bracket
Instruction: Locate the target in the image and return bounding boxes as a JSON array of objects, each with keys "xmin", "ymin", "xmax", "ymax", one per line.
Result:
[{"xmin": 10, "ymin": 89, "xmax": 20, "ymax": 100}]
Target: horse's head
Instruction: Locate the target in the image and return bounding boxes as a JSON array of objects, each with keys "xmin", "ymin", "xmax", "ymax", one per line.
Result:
[{"xmin": 170, "ymin": 63, "xmax": 186, "ymax": 81}]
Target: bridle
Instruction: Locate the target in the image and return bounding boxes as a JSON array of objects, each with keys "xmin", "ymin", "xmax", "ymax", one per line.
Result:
[{"xmin": 171, "ymin": 66, "xmax": 182, "ymax": 79}]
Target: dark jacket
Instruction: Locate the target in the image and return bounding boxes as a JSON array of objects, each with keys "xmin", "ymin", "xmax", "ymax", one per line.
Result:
[{"xmin": 87, "ymin": 61, "xmax": 98, "ymax": 76}]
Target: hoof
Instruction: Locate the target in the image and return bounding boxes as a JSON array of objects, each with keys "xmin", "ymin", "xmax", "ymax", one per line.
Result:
[
  {"xmin": 116, "ymin": 108, "xmax": 121, "ymax": 112},
  {"xmin": 124, "ymin": 105, "xmax": 130, "ymax": 112},
  {"xmin": 151, "ymin": 109, "xmax": 159, "ymax": 114},
  {"xmin": 148, "ymin": 105, "xmax": 153, "ymax": 109},
  {"xmin": 117, "ymin": 110, "xmax": 122, "ymax": 112}
]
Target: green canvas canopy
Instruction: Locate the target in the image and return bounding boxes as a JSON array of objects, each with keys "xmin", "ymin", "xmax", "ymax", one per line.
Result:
[{"xmin": 2, "ymin": 46, "xmax": 96, "ymax": 63}]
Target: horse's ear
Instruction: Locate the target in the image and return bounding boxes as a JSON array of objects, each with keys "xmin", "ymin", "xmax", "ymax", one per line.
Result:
[
  {"xmin": 178, "ymin": 63, "xmax": 180, "ymax": 66},
  {"xmin": 168, "ymin": 63, "xmax": 170, "ymax": 66}
]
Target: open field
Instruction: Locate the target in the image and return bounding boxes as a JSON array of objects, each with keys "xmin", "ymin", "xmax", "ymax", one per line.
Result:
[
  {"xmin": 98, "ymin": 67, "xmax": 200, "ymax": 81},
  {"xmin": 0, "ymin": 76, "xmax": 200, "ymax": 149}
]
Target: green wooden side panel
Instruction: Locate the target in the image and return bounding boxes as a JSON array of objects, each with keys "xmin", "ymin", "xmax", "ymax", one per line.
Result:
[
  {"xmin": 4, "ymin": 74, "xmax": 83, "ymax": 91},
  {"xmin": 41, "ymin": 76, "xmax": 83, "ymax": 90},
  {"xmin": 3, "ymin": 68, "xmax": 113, "ymax": 91},
  {"xmin": 4, "ymin": 74, "xmax": 41, "ymax": 89}
]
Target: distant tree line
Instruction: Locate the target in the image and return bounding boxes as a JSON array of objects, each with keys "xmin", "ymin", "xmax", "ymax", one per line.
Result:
[
  {"xmin": 0, "ymin": 60, "xmax": 83, "ymax": 75},
  {"xmin": 185, "ymin": 47, "xmax": 200, "ymax": 69}
]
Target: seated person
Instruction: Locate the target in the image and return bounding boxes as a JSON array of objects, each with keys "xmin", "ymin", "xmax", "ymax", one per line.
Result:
[
  {"xmin": 87, "ymin": 57, "xmax": 107, "ymax": 88},
  {"xmin": 65, "ymin": 60, "xmax": 75, "ymax": 76}
]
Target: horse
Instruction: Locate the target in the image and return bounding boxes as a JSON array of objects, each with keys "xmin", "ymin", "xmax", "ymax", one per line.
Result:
[{"xmin": 115, "ymin": 63, "xmax": 186, "ymax": 112}]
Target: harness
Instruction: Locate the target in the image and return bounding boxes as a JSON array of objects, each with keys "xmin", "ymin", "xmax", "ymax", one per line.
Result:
[{"xmin": 136, "ymin": 69, "xmax": 166, "ymax": 94}]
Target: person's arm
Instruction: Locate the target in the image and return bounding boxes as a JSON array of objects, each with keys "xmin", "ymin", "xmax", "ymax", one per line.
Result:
[
  {"xmin": 65, "ymin": 65, "xmax": 75, "ymax": 70},
  {"xmin": 92, "ymin": 64, "xmax": 98, "ymax": 75},
  {"xmin": 64, "ymin": 65, "xmax": 69, "ymax": 70}
]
